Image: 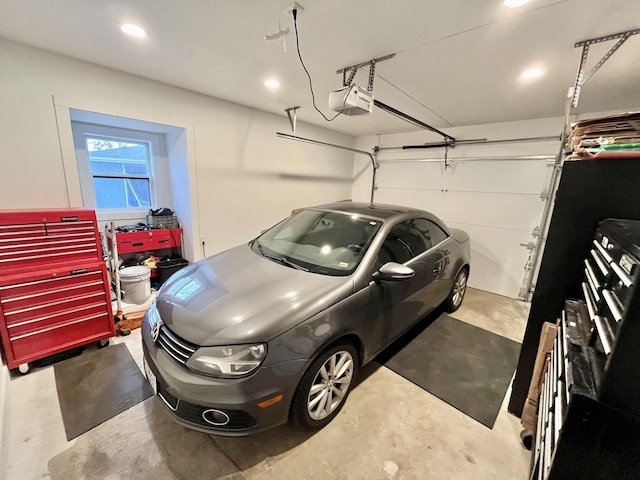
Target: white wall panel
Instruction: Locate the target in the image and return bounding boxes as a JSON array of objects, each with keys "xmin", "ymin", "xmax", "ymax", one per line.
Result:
[{"xmin": 0, "ymin": 39, "xmax": 355, "ymax": 260}]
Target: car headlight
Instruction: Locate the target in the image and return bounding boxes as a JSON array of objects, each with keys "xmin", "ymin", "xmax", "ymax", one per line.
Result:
[{"xmin": 186, "ymin": 343, "xmax": 267, "ymax": 378}]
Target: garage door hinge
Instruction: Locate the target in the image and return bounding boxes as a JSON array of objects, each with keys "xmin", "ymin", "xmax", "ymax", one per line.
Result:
[
  {"xmin": 532, "ymin": 226, "xmax": 540, "ymax": 238},
  {"xmin": 520, "ymin": 241, "xmax": 536, "ymax": 251},
  {"xmin": 441, "ymin": 186, "xmax": 448, "ymax": 195},
  {"xmin": 539, "ymin": 189, "xmax": 549, "ymax": 200}
]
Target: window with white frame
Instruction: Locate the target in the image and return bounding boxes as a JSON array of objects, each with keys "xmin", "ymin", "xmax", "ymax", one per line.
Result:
[{"xmin": 72, "ymin": 122, "xmax": 170, "ymax": 219}]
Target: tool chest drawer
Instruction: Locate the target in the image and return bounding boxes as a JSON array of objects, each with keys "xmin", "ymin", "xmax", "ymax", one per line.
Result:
[
  {"xmin": 0, "ymin": 209, "xmax": 102, "ymax": 273},
  {"xmin": 0, "ymin": 260, "xmax": 114, "ymax": 369},
  {"xmin": 0, "ymin": 209, "xmax": 114, "ymax": 373},
  {"xmin": 113, "ymin": 228, "xmax": 182, "ymax": 254}
]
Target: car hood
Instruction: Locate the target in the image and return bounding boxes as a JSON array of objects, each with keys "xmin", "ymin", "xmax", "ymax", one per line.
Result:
[{"xmin": 155, "ymin": 244, "xmax": 352, "ymax": 345}]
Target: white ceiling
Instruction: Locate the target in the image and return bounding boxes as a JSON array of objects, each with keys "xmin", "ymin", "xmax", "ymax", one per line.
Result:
[{"xmin": 1, "ymin": 0, "xmax": 639, "ymax": 137}]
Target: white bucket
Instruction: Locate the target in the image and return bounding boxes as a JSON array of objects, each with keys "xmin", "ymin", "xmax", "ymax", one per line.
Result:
[{"xmin": 120, "ymin": 265, "xmax": 151, "ymax": 304}]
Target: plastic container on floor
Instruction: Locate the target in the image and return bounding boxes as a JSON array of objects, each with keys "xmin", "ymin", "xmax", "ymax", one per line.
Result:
[
  {"xmin": 120, "ymin": 265, "xmax": 151, "ymax": 304},
  {"xmin": 157, "ymin": 257, "xmax": 189, "ymax": 285}
]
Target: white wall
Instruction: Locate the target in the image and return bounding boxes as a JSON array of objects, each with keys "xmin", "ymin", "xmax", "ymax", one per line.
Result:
[
  {"xmin": 0, "ymin": 39, "xmax": 355, "ymax": 259},
  {"xmin": 353, "ymin": 118, "xmax": 568, "ymax": 298}
]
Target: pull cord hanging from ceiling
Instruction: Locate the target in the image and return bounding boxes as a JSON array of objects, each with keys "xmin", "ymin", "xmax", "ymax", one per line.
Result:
[{"xmin": 291, "ymin": 8, "xmax": 342, "ymax": 122}]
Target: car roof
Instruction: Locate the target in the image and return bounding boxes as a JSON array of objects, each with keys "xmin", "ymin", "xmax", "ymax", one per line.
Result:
[{"xmin": 312, "ymin": 202, "xmax": 426, "ymax": 220}]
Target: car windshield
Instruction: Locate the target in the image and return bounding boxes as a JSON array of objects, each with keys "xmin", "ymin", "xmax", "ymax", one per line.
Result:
[{"xmin": 254, "ymin": 209, "xmax": 383, "ymax": 276}]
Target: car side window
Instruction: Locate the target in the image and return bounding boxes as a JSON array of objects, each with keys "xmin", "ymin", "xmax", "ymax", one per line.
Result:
[
  {"xmin": 415, "ymin": 218, "xmax": 449, "ymax": 248},
  {"xmin": 375, "ymin": 218, "xmax": 449, "ymax": 269}
]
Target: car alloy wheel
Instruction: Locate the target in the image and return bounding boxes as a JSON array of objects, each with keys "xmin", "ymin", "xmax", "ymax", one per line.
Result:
[
  {"xmin": 291, "ymin": 343, "xmax": 358, "ymax": 429},
  {"xmin": 452, "ymin": 270, "xmax": 467, "ymax": 307},
  {"xmin": 307, "ymin": 350, "xmax": 354, "ymax": 420},
  {"xmin": 445, "ymin": 268, "xmax": 468, "ymax": 313}
]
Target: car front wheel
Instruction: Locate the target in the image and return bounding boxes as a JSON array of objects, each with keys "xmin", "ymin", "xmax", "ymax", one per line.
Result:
[
  {"xmin": 445, "ymin": 268, "xmax": 468, "ymax": 313},
  {"xmin": 291, "ymin": 343, "xmax": 358, "ymax": 430}
]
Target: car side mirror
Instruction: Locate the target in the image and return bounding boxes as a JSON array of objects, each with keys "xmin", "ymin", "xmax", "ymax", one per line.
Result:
[{"xmin": 372, "ymin": 262, "xmax": 415, "ymax": 281}]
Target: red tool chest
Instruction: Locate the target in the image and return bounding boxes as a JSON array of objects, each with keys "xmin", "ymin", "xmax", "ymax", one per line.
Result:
[{"xmin": 0, "ymin": 209, "xmax": 114, "ymax": 372}]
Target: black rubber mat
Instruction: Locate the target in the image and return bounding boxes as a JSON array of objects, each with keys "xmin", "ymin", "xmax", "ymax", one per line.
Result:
[
  {"xmin": 54, "ymin": 342, "xmax": 153, "ymax": 440},
  {"xmin": 380, "ymin": 313, "xmax": 521, "ymax": 428}
]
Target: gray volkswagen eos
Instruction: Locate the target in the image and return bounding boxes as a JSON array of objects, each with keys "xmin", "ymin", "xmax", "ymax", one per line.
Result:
[{"xmin": 142, "ymin": 202, "xmax": 470, "ymax": 435}]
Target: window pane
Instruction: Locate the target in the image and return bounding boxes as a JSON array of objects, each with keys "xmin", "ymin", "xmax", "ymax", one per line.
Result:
[
  {"xmin": 93, "ymin": 177, "xmax": 151, "ymax": 208},
  {"xmin": 380, "ymin": 230, "xmax": 414, "ymax": 264},
  {"xmin": 380, "ymin": 219, "xmax": 438, "ymax": 265},
  {"xmin": 89, "ymin": 160, "xmax": 149, "ymax": 175},
  {"xmin": 258, "ymin": 210, "xmax": 381, "ymax": 276},
  {"xmin": 86, "ymin": 138, "xmax": 149, "ymax": 176},
  {"xmin": 126, "ymin": 178, "xmax": 151, "ymax": 207},
  {"xmin": 422, "ymin": 220, "xmax": 449, "ymax": 246},
  {"xmin": 124, "ymin": 163, "xmax": 148, "ymax": 175}
]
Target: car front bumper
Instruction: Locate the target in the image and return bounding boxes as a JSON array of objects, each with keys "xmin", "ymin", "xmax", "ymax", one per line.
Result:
[{"xmin": 141, "ymin": 320, "xmax": 307, "ymax": 436}]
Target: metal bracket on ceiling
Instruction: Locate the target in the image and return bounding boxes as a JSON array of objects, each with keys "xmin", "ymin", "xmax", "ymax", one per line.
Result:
[
  {"xmin": 571, "ymin": 28, "xmax": 640, "ymax": 108},
  {"xmin": 444, "ymin": 143, "xmax": 452, "ymax": 171},
  {"xmin": 285, "ymin": 106, "xmax": 301, "ymax": 133},
  {"xmin": 336, "ymin": 53, "xmax": 457, "ymax": 147},
  {"xmin": 336, "ymin": 53, "xmax": 395, "ymax": 91}
]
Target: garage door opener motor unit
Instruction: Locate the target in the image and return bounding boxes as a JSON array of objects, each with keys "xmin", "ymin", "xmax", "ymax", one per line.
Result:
[{"xmin": 329, "ymin": 85, "xmax": 373, "ymax": 116}]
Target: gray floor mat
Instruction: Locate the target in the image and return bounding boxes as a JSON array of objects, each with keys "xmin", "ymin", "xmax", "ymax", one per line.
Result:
[
  {"xmin": 380, "ymin": 313, "xmax": 521, "ymax": 428},
  {"xmin": 54, "ymin": 342, "xmax": 153, "ymax": 440}
]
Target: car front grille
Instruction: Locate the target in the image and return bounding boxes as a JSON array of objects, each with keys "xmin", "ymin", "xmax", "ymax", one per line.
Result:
[{"xmin": 157, "ymin": 325, "xmax": 197, "ymax": 365}]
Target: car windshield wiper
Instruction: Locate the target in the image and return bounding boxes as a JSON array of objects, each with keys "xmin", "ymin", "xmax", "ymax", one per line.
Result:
[{"xmin": 257, "ymin": 243, "xmax": 309, "ymax": 272}]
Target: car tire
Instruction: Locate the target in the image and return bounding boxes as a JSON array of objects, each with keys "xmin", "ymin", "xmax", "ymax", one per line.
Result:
[
  {"xmin": 291, "ymin": 343, "xmax": 358, "ymax": 430},
  {"xmin": 444, "ymin": 267, "xmax": 468, "ymax": 313}
]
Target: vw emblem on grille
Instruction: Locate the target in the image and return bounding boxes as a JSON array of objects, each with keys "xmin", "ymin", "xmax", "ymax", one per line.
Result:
[{"xmin": 151, "ymin": 320, "xmax": 164, "ymax": 343}]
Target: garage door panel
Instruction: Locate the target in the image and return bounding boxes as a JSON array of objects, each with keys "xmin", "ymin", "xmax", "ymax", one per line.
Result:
[
  {"xmin": 443, "ymin": 161, "xmax": 552, "ymax": 192},
  {"xmin": 371, "ymin": 150, "xmax": 554, "ymax": 298},
  {"xmin": 375, "ymin": 188, "xmax": 543, "ymax": 232},
  {"xmin": 377, "ymin": 159, "xmax": 552, "ymax": 193},
  {"xmin": 375, "ymin": 187, "xmax": 446, "ymax": 214},
  {"xmin": 377, "ymin": 162, "xmax": 447, "ymax": 190},
  {"xmin": 446, "ymin": 222, "xmax": 532, "ymax": 299}
]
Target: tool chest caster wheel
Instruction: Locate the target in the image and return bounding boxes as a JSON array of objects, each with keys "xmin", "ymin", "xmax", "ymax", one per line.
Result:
[
  {"xmin": 18, "ymin": 363, "xmax": 30, "ymax": 375},
  {"xmin": 520, "ymin": 428, "xmax": 534, "ymax": 450}
]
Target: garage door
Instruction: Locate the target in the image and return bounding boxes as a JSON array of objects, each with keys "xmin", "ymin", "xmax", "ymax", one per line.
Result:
[{"xmin": 373, "ymin": 150, "xmax": 556, "ymax": 298}]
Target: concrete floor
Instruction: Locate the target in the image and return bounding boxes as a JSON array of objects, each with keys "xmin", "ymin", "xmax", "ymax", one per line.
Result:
[{"xmin": 0, "ymin": 287, "xmax": 531, "ymax": 480}]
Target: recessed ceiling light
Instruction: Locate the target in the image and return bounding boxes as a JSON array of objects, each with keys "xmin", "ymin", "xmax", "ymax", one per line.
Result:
[
  {"xmin": 504, "ymin": 0, "xmax": 532, "ymax": 7},
  {"xmin": 120, "ymin": 23, "xmax": 148, "ymax": 38},
  {"xmin": 521, "ymin": 68, "xmax": 544, "ymax": 79},
  {"xmin": 264, "ymin": 79, "xmax": 280, "ymax": 89}
]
